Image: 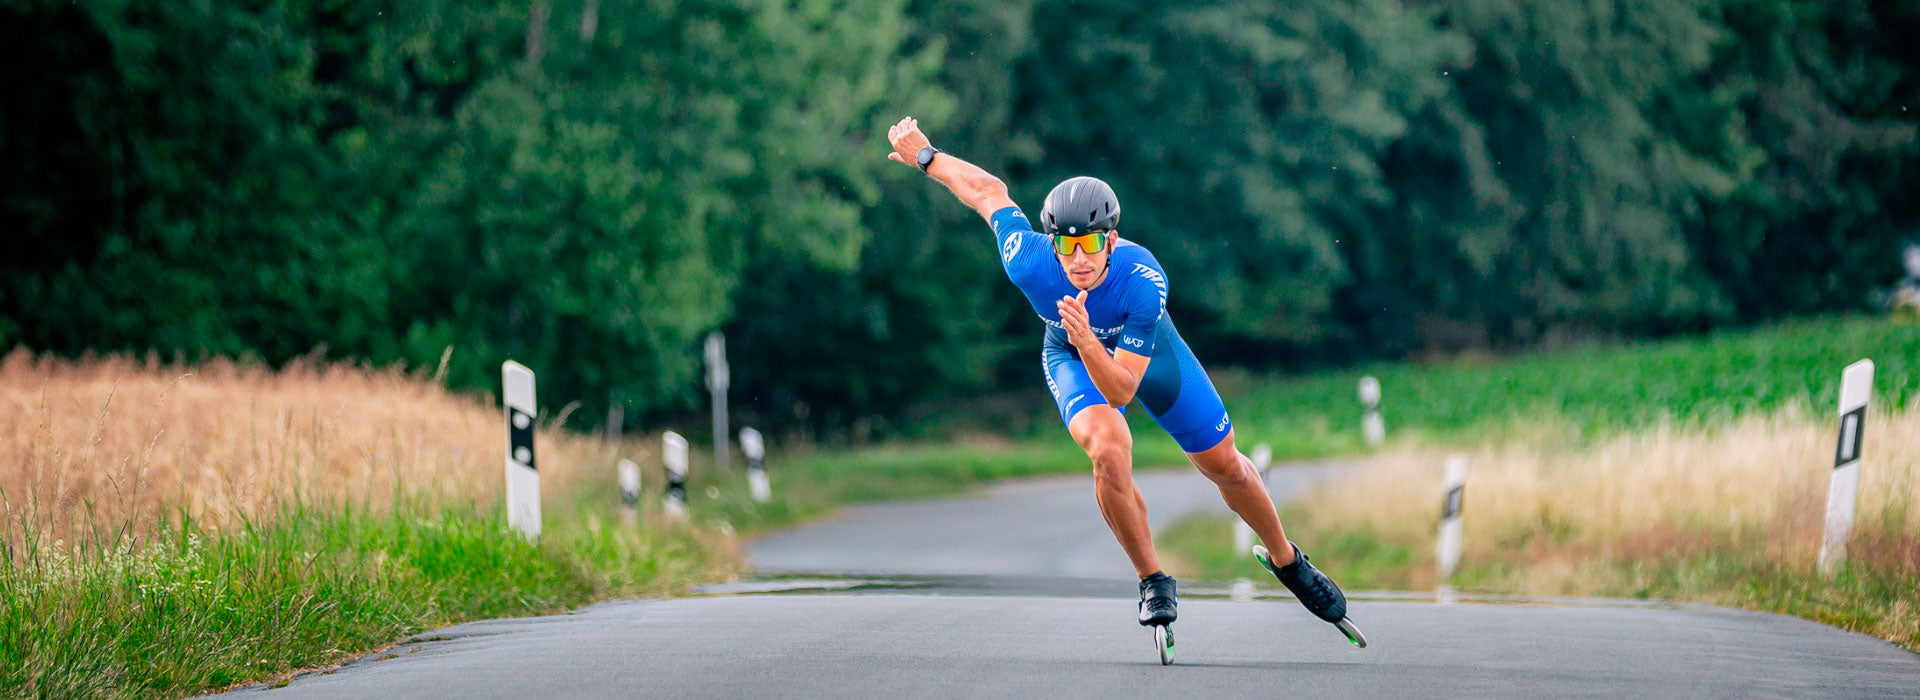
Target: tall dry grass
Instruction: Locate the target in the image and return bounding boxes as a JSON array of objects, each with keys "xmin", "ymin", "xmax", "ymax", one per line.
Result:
[
  {"xmin": 1304, "ymin": 402, "xmax": 1920, "ymax": 591},
  {"xmin": 0, "ymin": 349, "xmax": 643, "ymax": 547}
]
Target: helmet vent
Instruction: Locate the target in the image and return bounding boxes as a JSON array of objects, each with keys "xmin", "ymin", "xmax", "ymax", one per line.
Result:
[{"xmin": 1087, "ymin": 211, "xmax": 1096, "ymax": 224}]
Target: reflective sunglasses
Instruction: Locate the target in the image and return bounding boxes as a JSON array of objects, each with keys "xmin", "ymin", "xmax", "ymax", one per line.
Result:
[{"xmin": 1052, "ymin": 230, "xmax": 1110, "ymax": 256}]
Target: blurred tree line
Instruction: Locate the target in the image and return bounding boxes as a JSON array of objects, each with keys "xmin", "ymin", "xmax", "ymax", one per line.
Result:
[{"xmin": 3, "ymin": 0, "xmax": 1915, "ymax": 437}]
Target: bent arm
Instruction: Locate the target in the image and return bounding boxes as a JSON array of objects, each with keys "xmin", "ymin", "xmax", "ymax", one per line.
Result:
[{"xmin": 1083, "ymin": 347, "xmax": 1150, "ymax": 407}]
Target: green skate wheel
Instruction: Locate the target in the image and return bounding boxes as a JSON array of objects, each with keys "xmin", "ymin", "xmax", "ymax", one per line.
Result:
[
  {"xmin": 1155, "ymin": 624, "xmax": 1174, "ymax": 665},
  {"xmin": 1336, "ymin": 618, "xmax": 1368, "ymax": 648}
]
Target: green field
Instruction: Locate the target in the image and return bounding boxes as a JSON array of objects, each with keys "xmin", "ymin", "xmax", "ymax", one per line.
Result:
[{"xmin": 1216, "ymin": 315, "xmax": 1920, "ymax": 456}]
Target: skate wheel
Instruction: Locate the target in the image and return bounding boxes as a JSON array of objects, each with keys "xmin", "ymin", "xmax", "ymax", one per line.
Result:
[
  {"xmin": 1335, "ymin": 618, "xmax": 1368, "ymax": 648},
  {"xmin": 1154, "ymin": 624, "xmax": 1174, "ymax": 665},
  {"xmin": 1251, "ymin": 545, "xmax": 1275, "ymax": 573}
]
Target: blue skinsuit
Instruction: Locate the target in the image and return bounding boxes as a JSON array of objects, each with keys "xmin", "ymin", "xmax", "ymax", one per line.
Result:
[{"xmin": 990, "ymin": 207, "xmax": 1232, "ymax": 453}]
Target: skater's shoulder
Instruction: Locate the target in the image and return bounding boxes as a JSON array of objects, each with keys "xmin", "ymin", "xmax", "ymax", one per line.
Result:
[
  {"xmin": 1113, "ymin": 243, "xmax": 1167, "ymax": 292},
  {"xmin": 1110, "ymin": 238, "xmax": 1163, "ymax": 273}
]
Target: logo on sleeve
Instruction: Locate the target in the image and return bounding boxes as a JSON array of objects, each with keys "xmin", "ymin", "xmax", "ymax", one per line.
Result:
[
  {"xmin": 1131, "ymin": 263, "xmax": 1164, "ymax": 286},
  {"xmin": 1001, "ymin": 233, "xmax": 1022, "ymax": 264},
  {"xmin": 1131, "ymin": 263, "xmax": 1169, "ymax": 313}
]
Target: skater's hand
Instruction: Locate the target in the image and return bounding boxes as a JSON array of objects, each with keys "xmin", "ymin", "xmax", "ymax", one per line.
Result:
[
  {"xmin": 885, "ymin": 117, "xmax": 933, "ymax": 169},
  {"xmin": 1056, "ymin": 290, "xmax": 1099, "ymax": 351}
]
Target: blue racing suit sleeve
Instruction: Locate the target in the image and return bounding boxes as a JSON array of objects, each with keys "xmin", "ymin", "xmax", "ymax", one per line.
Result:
[
  {"xmin": 1115, "ymin": 257, "xmax": 1168, "ymax": 357},
  {"xmin": 990, "ymin": 206, "xmax": 1050, "ymax": 283}
]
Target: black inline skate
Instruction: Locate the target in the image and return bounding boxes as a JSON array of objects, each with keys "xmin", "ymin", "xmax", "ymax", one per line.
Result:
[
  {"xmin": 1138, "ymin": 571, "xmax": 1178, "ymax": 665},
  {"xmin": 1254, "ymin": 543, "xmax": 1368, "ymax": 648}
]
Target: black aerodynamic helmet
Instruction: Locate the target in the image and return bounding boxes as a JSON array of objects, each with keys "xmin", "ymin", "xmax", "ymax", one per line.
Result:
[{"xmin": 1039, "ymin": 176, "xmax": 1121, "ymax": 235}]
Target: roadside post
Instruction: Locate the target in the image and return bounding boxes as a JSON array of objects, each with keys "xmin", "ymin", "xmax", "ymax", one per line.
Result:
[
  {"xmin": 706, "ymin": 332, "xmax": 730, "ymax": 470},
  {"xmin": 502, "ymin": 361, "xmax": 541, "ymax": 539},
  {"xmin": 1359, "ymin": 376, "xmax": 1385, "ymax": 447},
  {"xmin": 742, "ymin": 427, "xmax": 771, "ymax": 503},
  {"xmin": 1437, "ymin": 455, "xmax": 1467, "ymax": 585},
  {"xmin": 618, "ymin": 458, "xmax": 641, "ymax": 523},
  {"xmin": 664, "ymin": 431, "xmax": 690, "ymax": 520},
  {"xmin": 1820, "ymin": 359, "xmax": 1874, "ymax": 575}
]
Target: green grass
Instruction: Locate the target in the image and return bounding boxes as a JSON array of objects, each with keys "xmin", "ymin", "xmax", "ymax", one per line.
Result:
[
  {"xmin": 877, "ymin": 315, "xmax": 1920, "ymax": 464},
  {"xmin": 1153, "ymin": 507, "xmax": 1419, "ymax": 590},
  {"xmin": 685, "ymin": 439, "xmax": 1189, "ymax": 537},
  {"xmin": 0, "ymin": 497, "xmax": 730, "ymax": 698},
  {"xmin": 1214, "ymin": 315, "xmax": 1920, "ymax": 457}
]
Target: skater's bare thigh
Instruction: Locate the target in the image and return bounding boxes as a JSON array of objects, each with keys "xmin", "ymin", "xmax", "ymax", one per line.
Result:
[{"xmin": 1184, "ymin": 429, "xmax": 1249, "ymax": 481}]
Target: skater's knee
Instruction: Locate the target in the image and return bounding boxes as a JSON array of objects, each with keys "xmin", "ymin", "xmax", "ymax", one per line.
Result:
[
  {"xmin": 1198, "ymin": 454, "xmax": 1257, "ymax": 488},
  {"xmin": 1086, "ymin": 440, "xmax": 1133, "ymax": 485}
]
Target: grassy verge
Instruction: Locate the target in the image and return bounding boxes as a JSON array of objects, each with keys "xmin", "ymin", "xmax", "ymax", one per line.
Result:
[
  {"xmin": 0, "ymin": 353, "xmax": 752, "ymax": 697},
  {"xmin": 0, "ymin": 496, "xmax": 738, "ymax": 697},
  {"xmin": 686, "ymin": 438, "xmax": 1188, "ymax": 537},
  {"xmin": 1159, "ymin": 512, "xmax": 1919, "ymax": 652},
  {"xmin": 1155, "ymin": 402, "xmax": 1920, "ymax": 653}
]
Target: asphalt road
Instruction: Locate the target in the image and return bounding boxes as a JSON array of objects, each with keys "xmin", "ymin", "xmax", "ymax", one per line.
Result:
[
  {"xmin": 746, "ymin": 467, "xmax": 1337, "ymax": 577},
  {"xmin": 235, "ymin": 464, "xmax": 1920, "ymax": 698}
]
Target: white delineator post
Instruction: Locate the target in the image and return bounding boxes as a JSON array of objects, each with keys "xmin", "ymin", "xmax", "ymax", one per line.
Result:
[
  {"xmin": 1819, "ymin": 360, "xmax": 1874, "ymax": 575},
  {"xmin": 617, "ymin": 458, "xmax": 641, "ymax": 525},
  {"xmin": 705, "ymin": 332, "xmax": 730, "ymax": 470},
  {"xmin": 663, "ymin": 431, "xmax": 690, "ymax": 519},
  {"xmin": 502, "ymin": 361, "xmax": 541, "ymax": 539},
  {"xmin": 618, "ymin": 459, "xmax": 641, "ymax": 508},
  {"xmin": 1437, "ymin": 455, "xmax": 1467, "ymax": 583},
  {"xmin": 1358, "ymin": 376, "xmax": 1385, "ymax": 447},
  {"xmin": 741, "ymin": 427, "xmax": 770, "ymax": 503}
]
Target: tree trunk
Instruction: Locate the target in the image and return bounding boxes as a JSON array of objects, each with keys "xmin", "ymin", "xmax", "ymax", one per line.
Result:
[
  {"xmin": 579, "ymin": 0, "xmax": 599, "ymax": 42},
  {"xmin": 524, "ymin": 0, "xmax": 549, "ymax": 69}
]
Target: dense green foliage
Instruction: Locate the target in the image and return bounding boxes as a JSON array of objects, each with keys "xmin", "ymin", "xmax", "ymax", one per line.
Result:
[{"xmin": 4, "ymin": 0, "xmax": 1915, "ymax": 432}]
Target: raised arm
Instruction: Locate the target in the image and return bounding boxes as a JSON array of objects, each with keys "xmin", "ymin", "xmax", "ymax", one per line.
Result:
[{"xmin": 886, "ymin": 117, "xmax": 1017, "ymax": 220}]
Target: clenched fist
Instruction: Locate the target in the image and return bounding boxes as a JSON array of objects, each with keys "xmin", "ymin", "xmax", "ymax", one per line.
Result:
[{"xmin": 885, "ymin": 117, "xmax": 933, "ymax": 168}]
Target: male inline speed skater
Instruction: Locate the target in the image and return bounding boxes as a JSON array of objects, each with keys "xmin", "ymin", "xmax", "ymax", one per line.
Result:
[{"xmin": 884, "ymin": 117, "xmax": 1366, "ymax": 661}]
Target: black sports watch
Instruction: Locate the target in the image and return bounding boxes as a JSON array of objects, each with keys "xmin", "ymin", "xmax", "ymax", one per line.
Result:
[{"xmin": 916, "ymin": 146, "xmax": 942, "ymax": 171}]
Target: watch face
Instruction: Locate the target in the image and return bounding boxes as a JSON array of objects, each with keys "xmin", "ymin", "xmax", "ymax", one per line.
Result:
[{"xmin": 918, "ymin": 147, "xmax": 937, "ymax": 169}]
